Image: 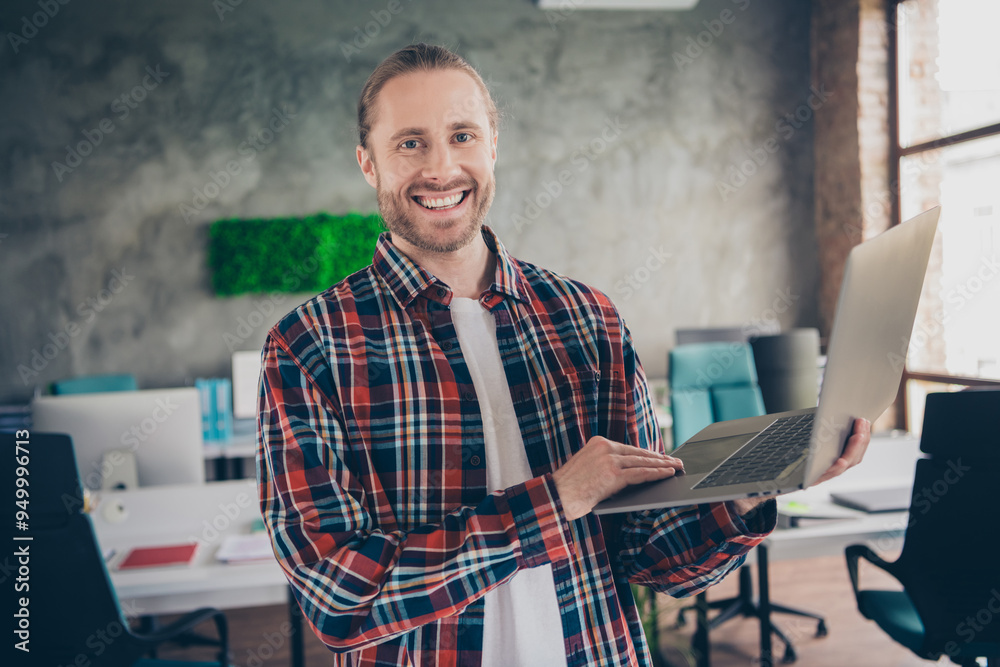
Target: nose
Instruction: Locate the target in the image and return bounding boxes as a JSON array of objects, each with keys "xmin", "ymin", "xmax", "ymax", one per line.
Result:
[{"xmin": 420, "ymin": 143, "xmax": 462, "ymax": 183}]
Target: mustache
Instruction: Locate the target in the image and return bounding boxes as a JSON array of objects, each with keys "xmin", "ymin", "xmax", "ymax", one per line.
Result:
[{"xmin": 407, "ymin": 179, "xmax": 476, "ymax": 195}]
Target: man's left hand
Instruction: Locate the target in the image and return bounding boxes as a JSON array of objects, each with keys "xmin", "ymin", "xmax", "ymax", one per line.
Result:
[{"xmin": 810, "ymin": 416, "xmax": 871, "ymax": 486}]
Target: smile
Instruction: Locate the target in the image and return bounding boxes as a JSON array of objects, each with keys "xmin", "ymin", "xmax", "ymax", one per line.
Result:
[{"xmin": 413, "ymin": 190, "xmax": 468, "ymax": 210}]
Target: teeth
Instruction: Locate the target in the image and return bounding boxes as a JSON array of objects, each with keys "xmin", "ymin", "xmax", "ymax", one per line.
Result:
[{"xmin": 417, "ymin": 192, "xmax": 463, "ymax": 209}]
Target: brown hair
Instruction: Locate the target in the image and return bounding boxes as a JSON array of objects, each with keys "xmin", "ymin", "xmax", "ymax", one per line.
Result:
[{"xmin": 357, "ymin": 43, "xmax": 499, "ymax": 149}]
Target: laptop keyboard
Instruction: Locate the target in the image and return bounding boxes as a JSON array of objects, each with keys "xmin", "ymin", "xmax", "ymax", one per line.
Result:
[{"xmin": 693, "ymin": 412, "xmax": 814, "ymax": 489}]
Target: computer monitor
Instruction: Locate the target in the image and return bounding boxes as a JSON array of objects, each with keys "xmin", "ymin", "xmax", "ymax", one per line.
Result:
[
  {"xmin": 231, "ymin": 350, "xmax": 262, "ymax": 421},
  {"xmin": 31, "ymin": 388, "xmax": 205, "ymax": 490}
]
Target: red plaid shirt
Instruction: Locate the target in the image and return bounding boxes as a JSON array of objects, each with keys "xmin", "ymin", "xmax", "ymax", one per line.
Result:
[{"xmin": 256, "ymin": 226, "xmax": 774, "ymax": 666}]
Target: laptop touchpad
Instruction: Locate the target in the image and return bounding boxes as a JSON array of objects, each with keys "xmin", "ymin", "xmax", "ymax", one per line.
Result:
[{"xmin": 672, "ymin": 435, "xmax": 754, "ymax": 475}]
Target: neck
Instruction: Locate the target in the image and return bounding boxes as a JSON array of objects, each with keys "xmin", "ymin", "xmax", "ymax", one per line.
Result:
[{"xmin": 392, "ymin": 231, "xmax": 497, "ymax": 300}]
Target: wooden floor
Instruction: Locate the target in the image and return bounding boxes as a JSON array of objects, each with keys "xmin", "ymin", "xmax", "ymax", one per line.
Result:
[{"xmin": 155, "ymin": 554, "xmax": 958, "ymax": 667}]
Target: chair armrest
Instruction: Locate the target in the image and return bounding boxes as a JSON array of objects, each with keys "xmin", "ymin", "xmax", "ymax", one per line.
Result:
[
  {"xmin": 132, "ymin": 607, "xmax": 229, "ymax": 667},
  {"xmin": 844, "ymin": 544, "xmax": 899, "ymax": 602}
]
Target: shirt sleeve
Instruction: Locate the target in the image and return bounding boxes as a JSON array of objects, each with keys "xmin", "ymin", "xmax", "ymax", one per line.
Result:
[
  {"xmin": 610, "ymin": 319, "xmax": 776, "ymax": 598},
  {"xmin": 256, "ymin": 331, "xmax": 576, "ymax": 653}
]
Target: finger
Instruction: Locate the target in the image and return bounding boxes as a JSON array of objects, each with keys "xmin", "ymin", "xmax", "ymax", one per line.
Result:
[
  {"xmin": 621, "ymin": 465, "xmax": 677, "ymax": 485},
  {"xmin": 812, "ymin": 418, "xmax": 873, "ymax": 485},
  {"xmin": 841, "ymin": 418, "xmax": 871, "ymax": 466},
  {"xmin": 607, "ymin": 442, "xmax": 679, "ymax": 459},
  {"xmin": 619, "ymin": 453, "xmax": 684, "ymax": 471},
  {"xmin": 608, "ymin": 443, "xmax": 684, "ymax": 466}
]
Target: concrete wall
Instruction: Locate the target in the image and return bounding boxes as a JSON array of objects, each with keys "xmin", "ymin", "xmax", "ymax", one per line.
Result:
[{"xmin": 0, "ymin": 0, "xmax": 816, "ymax": 404}]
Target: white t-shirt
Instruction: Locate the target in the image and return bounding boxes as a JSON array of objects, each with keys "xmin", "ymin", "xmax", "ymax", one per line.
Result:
[{"xmin": 449, "ymin": 297, "xmax": 568, "ymax": 667}]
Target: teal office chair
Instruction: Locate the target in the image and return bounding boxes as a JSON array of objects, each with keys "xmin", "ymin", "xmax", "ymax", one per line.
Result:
[
  {"xmin": 846, "ymin": 390, "xmax": 1000, "ymax": 666},
  {"xmin": 52, "ymin": 373, "xmax": 138, "ymax": 394},
  {"xmin": 1, "ymin": 432, "xmax": 228, "ymax": 667},
  {"xmin": 669, "ymin": 342, "xmax": 825, "ymax": 664},
  {"xmin": 669, "ymin": 342, "xmax": 766, "ymax": 447}
]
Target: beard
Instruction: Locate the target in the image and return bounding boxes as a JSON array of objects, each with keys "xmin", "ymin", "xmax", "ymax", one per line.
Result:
[{"xmin": 376, "ymin": 174, "xmax": 496, "ymax": 254}]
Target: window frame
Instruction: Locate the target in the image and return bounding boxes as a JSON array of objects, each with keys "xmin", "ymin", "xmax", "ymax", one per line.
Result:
[{"xmin": 887, "ymin": 0, "xmax": 1000, "ymax": 429}]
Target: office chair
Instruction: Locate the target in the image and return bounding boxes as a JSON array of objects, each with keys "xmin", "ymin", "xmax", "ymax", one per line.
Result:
[
  {"xmin": 668, "ymin": 342, "xmax": 825, "ymax": 664},
  {"xmin": 1, "ymin": 432, "xmax": 228, "ymax": 667},
  {"xmin": 52, "ymin": 373, "xmax": 138, "ymax": 394},
  {"xmin": 748, "ymin": 329, "xmax": 821, "ymax": 414},
  {"xmin": 846, "ymin": 389, "xmax": 1000, "ymax": 666}
]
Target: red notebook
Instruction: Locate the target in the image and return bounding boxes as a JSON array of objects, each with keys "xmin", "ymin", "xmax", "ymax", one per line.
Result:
[{"xmin": 118, "ymin": 542, "xmax": 198, "ymax": 570}]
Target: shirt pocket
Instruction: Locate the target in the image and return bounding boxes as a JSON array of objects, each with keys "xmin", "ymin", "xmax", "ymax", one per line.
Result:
[{"xmin": 546, "ymin": 367, "xmax": 602, "ymax": 462}]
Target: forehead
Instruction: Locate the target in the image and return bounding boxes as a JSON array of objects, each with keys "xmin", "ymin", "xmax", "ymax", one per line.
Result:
[{"xmin": 370, "ymin": 69, "xmax": 490, "ymax": 139}]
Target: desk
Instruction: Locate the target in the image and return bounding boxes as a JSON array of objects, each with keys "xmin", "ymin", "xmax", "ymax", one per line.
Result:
[
  {"xmin": 91, "ymin": 480, "xmax": 307, "ymax": 667},
  {"xmin": 691, "ymin": 432, "xmax": 923, "ymax": 667}
]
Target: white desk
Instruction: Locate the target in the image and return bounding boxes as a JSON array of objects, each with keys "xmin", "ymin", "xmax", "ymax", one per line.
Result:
[{"xmin": 91, "ymin": 480, "xmax": 306, "ymax": 665}]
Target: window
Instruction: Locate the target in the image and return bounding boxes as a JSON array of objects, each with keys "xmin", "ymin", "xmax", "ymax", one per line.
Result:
[{"xmin": 890, "ymin": 0, "xmax": 1000, "ymax": 431}]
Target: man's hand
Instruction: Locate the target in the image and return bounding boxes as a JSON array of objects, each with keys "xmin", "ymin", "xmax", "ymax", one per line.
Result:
[
  {"xmin": 730, "ymin": 417, "xmax": 873, "ymax": 516},
  {"xmin": 811, "ymin": 416, "xmax": 871, "ymax": 486},
  {"xmin": 552, "ymin": 436, "xmax": 684, "ymax": 521}
]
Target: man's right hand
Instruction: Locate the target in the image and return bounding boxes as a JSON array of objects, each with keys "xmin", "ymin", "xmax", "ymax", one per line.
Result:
[{"xmin": 551, "ymin": 437, "xmax": 684, "ymax": 521}]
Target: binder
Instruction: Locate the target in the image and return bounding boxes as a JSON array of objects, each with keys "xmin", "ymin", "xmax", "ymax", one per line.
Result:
[
  {"xmin": 215, "ymin": 378, "xmax": 233, "ymax": 442},
  {"xmin": 118, "ymin": 542, "xmax": 198, "ymax": 570},
  {"xmin": 195, "ymin": 378, "xmax": 214, "ymax": 442}
]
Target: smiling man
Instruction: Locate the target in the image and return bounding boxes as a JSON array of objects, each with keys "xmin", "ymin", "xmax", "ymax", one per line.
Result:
[{"xmin": 256, "ymin": 43, "xmax": 870, "ymax": 667}]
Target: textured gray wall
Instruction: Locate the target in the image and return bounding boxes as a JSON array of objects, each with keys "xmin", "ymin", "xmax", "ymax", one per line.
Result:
[{"xmin": 0, "ymin": 0, "xmax": 816, "ymax": 404}]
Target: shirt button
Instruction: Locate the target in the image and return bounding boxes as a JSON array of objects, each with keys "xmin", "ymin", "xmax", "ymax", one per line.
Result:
[
  {"xmin": 436, "ymin": 287, "xmax": 447, "ymax": 298},
  {"xmin": 470, "ymin": 455, "xmax": 481, "ymax": 466},
  {"xmin": 441, "ymin": 340, "xmax": 453, "ymax": 351},
  {"xmin": 463, "ymin": 391, "xmax": 476, "ymax": 401}
]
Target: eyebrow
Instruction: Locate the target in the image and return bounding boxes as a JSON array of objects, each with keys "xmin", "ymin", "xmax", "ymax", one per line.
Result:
[{"xmin": 387, "ymin": 121, "xmax": 484, "ymax": 144}]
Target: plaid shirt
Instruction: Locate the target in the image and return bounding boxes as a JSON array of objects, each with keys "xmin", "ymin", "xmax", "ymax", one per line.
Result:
[{"xmin": 257, "ymin": 226, "xmax": 775, "ymax": 666}]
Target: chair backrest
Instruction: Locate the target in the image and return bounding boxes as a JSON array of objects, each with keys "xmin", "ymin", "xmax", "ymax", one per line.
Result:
[
  {"xmin": 52, "ymin": 374, "xmax": 138, "ymax": 395},
  {"xmin": 2, "ymin": 432, "xmax": 145, "ymax": 666},
  {"xmin": 748, "ymin": 328, "xmax": 820, "ymax": 413},
  {"xmin": 894, "ymin": 389, "xmax": 1000, "ymax": 658},
  {"xmin": 669, "ymin": 342, "xmax": 766, "ymax": 446}
]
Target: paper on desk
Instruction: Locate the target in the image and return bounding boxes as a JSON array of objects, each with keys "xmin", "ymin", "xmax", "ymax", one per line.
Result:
[
  {"xmin": 215, "ymin": 533, "xmax": 275, "ymax": 563},
  {"xmin": 777, "ymin": 495, "xmax": 859, "ymax": 520}
]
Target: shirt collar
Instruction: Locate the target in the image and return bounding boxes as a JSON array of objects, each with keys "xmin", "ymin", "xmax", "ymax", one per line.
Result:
[{"xmin": 371, "ymin": 225, "xmax": 532, "ymax": 309}]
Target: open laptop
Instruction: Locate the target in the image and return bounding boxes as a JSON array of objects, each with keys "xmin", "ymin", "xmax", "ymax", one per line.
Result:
[{"xmin": 595, "ymin": 207, "xmax": 941, "ymax": 514}]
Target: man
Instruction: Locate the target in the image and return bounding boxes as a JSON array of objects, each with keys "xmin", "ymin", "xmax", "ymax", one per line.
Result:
[{"xmin": 256, "ymin": 44, "xmax": 870, "ymax": 666}]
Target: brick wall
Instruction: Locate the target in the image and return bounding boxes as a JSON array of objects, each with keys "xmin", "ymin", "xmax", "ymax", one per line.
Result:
[
  {"xmin": 813, "ymin": 0, "xmax": 865, "ymax": 337},
  {"xmin": 812, "ymin": 0, "xmax": 894, "ymax": 427}
]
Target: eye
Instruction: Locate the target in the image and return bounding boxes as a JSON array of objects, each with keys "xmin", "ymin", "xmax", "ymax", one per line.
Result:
[
  {"xmin": 401, "ymin": 139, "xmax": 419, "ymax": 149},
  {"xmin": 455, "ymin": 132, "xmax": 472, "ymax": 143}
]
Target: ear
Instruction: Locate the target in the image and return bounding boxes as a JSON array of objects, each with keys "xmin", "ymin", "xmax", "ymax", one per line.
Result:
[
  {"xmin": 490, "ymin": 132, "xmax": 498, "ymax": 165},
  {"xmin": 357, "ymin": 145, "xmax": 378, "ymax": 188}
]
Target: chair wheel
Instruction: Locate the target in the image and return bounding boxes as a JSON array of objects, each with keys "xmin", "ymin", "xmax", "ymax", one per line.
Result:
[
  {"xmin": 815, "ymin": 620, "xmax": 828, "ymax": 637},
  {"xmin": 782, "ymin": 645, "xmax": 797, "ymax": 663}
]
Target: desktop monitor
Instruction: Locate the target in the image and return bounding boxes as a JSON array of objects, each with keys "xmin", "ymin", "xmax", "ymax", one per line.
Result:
[
  {"xmin": 231, "ymin": 350, "xmax": 262, "ymax": 421},
  {"xmin": 31, "ymin": 387, "xmax": 205, "ymax": 490}
]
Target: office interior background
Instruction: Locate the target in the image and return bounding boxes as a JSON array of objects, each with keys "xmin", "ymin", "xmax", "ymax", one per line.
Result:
[{"xmin": 2, "ymin": 0, "xmax": 998, "ymax": 666}]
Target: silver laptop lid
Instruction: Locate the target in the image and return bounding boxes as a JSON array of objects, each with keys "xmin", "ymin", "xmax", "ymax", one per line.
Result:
[{"xmin": 804, "ymin": 207, "xmax": 941, "ymax": 485}]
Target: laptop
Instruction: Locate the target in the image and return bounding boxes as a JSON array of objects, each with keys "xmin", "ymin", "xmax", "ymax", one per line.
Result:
[
  {"xmin": 829, "ymin": 485, "xmax": 913, "ymax": 513},
  {"xmin": 595, "ymin": 207, "xmax": 940, "ymax": 514}
]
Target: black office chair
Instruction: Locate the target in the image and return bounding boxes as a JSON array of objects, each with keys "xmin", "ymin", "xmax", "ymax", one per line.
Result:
[
  {"xmin": 845, "ymin": 390, "xmax": 1000, "ymax": 666},
  {"xmin": 2, "ymin": 432, "xmax": 229, "ymax": 667}
]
